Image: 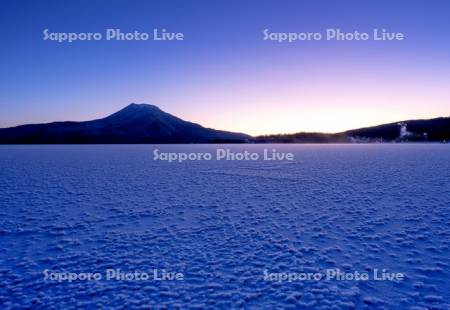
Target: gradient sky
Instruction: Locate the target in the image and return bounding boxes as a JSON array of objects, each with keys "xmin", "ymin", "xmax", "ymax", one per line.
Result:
[{"xmin": 1, "ymin": 0, "xmax": 449, "ymax": 135}]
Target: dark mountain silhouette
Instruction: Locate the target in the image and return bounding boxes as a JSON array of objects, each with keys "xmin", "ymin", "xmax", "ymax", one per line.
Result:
[
  {"xmin": 1, "ymin": 104, "xmax": 449, "ymax": 144},
  {"xmin": 345, "ymin": 117, "xmax": 450, "ymax": 142},
  {"xmin": 0, "ymin": 103, "xmax": 250, "ymax": 144},
  {"xmin": 254, "ymin": 117, "xmax": 450, "ymax": 143}
]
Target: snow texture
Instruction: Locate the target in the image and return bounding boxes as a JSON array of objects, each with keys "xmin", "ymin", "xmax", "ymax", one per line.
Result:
[{"xmin": 0, "ymin": 144, "xmax": 449, "ymax": 309}]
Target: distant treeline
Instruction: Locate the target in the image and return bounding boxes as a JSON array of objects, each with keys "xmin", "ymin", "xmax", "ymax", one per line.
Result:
[
  {"xmin": 253, "ymin": 117, "xmax": 450, "ymax": 143},
  {"xmin": 253, "ymin": 132, "xmax": 349, "ymax": 143},
  {"xmin": 345, "ymin": 117, "xmax": 450, "ymax": 142}
]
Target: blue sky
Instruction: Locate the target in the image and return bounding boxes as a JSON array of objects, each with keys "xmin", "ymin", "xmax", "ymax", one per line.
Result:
[{"xmin": 1, "ymin": 0, "xmax": 449, "ymax": 134}]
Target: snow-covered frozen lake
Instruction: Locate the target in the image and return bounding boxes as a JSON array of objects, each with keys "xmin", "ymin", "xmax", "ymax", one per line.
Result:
[{"xmin": 1, "ymin": 144, "xmax": 449, "ymax": 308}]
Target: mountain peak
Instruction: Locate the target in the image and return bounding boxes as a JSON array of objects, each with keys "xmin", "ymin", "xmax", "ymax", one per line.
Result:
[
  {"xmin": 123, "ymin": 102, "xmax": 161, "ymax": 111},
  {"xmin": 105, "ymin": 103, "xmax": 164, "ymax": 121},
  {"xmin": 0, "ymin": 103, "xmax": 251, "ymax": 143}
]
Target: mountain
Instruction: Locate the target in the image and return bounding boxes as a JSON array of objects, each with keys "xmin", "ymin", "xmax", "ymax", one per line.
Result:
[
  {"xmin": 2, "ymin": 105, "xmax": 449, "ymax": 144},
  {"xmin": 345, "ymin": 117, "xmax": 450, "ymax": 142},
  {"xmin": 254, "ymin": 117, "xmax": 450, "ymax": 143},
  {"xmin": 0, "ymin": 103, "xmax": 251, "ymax": 144}
]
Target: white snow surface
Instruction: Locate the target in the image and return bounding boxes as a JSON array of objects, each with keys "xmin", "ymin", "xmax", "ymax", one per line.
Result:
[{"xmin": 0, "ymin": 144, "xmax": 449, "ymax": 309}]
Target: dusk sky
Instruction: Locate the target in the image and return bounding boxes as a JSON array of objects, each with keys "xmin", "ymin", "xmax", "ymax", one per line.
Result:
[{"xmin": 1, "ymin": 0, "xmax": 449, "ymax": 135}]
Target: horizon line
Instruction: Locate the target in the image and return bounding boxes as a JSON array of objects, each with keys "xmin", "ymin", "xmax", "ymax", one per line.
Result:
[{"xmin": 1, "ymin": 102, "xmax": 449, "ymax": 136}]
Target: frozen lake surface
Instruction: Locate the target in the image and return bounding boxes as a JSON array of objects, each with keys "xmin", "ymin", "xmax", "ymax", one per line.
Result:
[{"xmin": 0, "ymin": 144, "xmax": 449, "ymax": 308}]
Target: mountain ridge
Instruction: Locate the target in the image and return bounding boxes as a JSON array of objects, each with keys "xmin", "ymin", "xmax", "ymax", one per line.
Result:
[
  {"xmin": 1, "ymin": 104, "xmax": 449, "ymax": 143},
  {"xmin": 0, "ymin": 103, "xmax": 251, "ymax": 144},
  {"xmin": 254, "ymin": 117, "xmax": 450, "ymax": 143}
]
